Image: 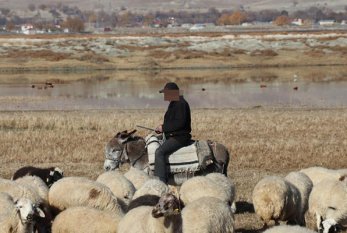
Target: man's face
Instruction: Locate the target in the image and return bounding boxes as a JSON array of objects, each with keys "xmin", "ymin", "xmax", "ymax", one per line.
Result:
[{"xmin": 164, "ymin": 90, "xmax": 179, "ymax": 101}]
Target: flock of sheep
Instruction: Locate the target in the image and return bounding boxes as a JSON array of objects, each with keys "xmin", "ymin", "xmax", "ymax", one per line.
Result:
[
  {"xmin": 253, "ymin": 167, "xmax": 347, "ymax": 233},
  {"xmin": 0, "ymin": 165, "xmax": 346, "ymax": 233}
]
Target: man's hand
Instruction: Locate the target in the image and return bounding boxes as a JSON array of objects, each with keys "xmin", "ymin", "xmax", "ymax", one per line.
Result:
[{"xmin": 155, "ymin": 125, "xmax": 163, "ymax": 134}]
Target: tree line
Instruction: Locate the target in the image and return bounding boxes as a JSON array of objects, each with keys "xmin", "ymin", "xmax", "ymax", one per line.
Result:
[{"xmin": 1, "ymin": 4, "xmax": 347, "ymax": 32}]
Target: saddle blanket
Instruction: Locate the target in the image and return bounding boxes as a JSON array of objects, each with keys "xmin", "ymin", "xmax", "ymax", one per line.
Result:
[{"xmin": 146, "ymin": 134, "xmax": 213, "ymax": 173}]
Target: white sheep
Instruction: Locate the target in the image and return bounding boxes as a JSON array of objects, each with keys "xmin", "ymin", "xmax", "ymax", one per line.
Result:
[
  {"xmin": 118, "ymin": 192, "xmax": 183, "ymax": 233},
  {"xmin": 0, "ymin": 178, "xmax": 43, "ymax": 207},
  {"xmin": 337, "ymin": 168, "xmax": 347, "ymax": 174},
  {"xmin": 14, "ymin": 176, "xmax": 49, "ymax": 203},
  {"xmin": 126, "ymin": 179, "xmax": 170, "ymax": 211},
  {"xmin": 181, "ymin": 196, "xmax": 235, "ymax": 233},
  {"xmin": 132, "ymin": 179, "xmax": 169, "ymax": 200},
  {"xmin": 117, "ymin": 205, "xmax": 178, "ymax": 233},
  {"xmin": 14, "ymin": 175, "xmax": 53, "ymax": 232},
  {"xmin": 205, "ymin": 173, "xmax": 236, "ymax": 212},
  {"xmin": 48, "ymin": 177, "xmax": 124, "ymax": 216},
  {"xmin": 148, "ymin": 192, "xmax": 235, "ymax": 233},
  {"xmin": 284, "ymin": 171, "xmax": 313, "ymax": 224},
  {"xmin": 252, "ymin": 175, "xmax": 302, "ymax": 226},
  {"xmin": 96, "ymin": 171, "xmax": 136, "ymax": 210},
  {"xmin": 300, "ymin": 166, "xmax": 347, "ymax": 185},
  {"xmin": 124, "ymin": 167, "xmax": 151, "ymax": 190},
  {"xmin": 120, "ymin": 191, "xmax": 235, "ymax": 233},
  {"xmin": 51, "ymin": 206, "xmax": 122, "ymax": 233},
  {"xmin": 0, "ymin": 192, "xmax": 45, "ymax": 233},
  {"xmin": 307, "ymin": 176, "xmax": 347, "ymax": 233},
  {"xmin": 263, "ymin": 225, "xmax": 316, "ymax": 233},
  {"xmin": 0, "ymin": 178, "xmax": 51, "ymax": 233},
  {"xmin": 179, "ymin": 176, "xmax": 230, "ymax": 205}
]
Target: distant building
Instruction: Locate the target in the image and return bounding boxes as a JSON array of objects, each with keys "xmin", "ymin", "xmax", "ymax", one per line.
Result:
[
  {"xmin": 241, "ymin": 22, "xmax": 253, "ymax": 27},
  {"xmin": 181, "ymin": 23, "xmax": 193, "ymax": 28},
  {"xmin": 318, "ymin": 20, "xmax": 335, "ymax": 26},
  {"xmin": 21, "ymin": 24, "xmax": 34, "ymax": 35},
  {"xmin": 292, "ymin": 18, "xmax": 303, "ymax": 26},
  {"xmin": 152, "ymin": 18, "xmax": 162, "ymax": 28},
  {"xmin": 189, "ymin": 24, "xmax": 206, "ymax": 31}
]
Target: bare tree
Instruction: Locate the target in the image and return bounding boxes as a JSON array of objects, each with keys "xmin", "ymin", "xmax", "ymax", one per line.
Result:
[
  {"xmin": 62, "ymin": 17, "xmax": 85, "ymax": 32},
  {"xmin": 292, "ymin": 0, "xmax": 298, "ymax": 7},
  {"xmin": 28, "ymin": 4, "xmax": 36, "ymax": 12},
  {"xmin": 274, "ymin": 15, "xmax": 291, "ymax": 26},
  {"xmin": 0, "ymin": 8, "xmax": 11, "ymax": 16},
  {"xmin": 229, "ymin": 11, "xmax": 248, "ymax": 25},
  {"xmin": 217, "ymin": 13, "xmax": 231, "ymax": 25},
  {"xmin": 38, "ymin": 4, "xmax": 47, "ymax": 11},
  {"xmin": 6, "ymin": 21, "xmax": 15, "ymax": 31}
]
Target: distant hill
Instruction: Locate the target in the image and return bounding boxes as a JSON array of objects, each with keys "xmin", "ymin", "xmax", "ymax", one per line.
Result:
[{"xmin": 0, "ymin": 0, "xmax": 346, "ymax": 13}]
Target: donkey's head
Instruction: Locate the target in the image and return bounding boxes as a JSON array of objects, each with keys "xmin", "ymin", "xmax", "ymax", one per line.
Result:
[{"xmin": 104, "ymin": 130, "xmax": 137, "ymax": 171}]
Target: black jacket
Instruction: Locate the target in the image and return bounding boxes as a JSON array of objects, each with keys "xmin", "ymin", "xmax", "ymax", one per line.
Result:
[{"xmin": 162, "ymin": 96, "xmax": 191, "ymax": 141}]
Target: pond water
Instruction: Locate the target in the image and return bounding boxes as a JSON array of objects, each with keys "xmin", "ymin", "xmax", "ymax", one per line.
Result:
[{"xmin": 0, "ymin": 68, "xmax": 346, "ymax": 110}]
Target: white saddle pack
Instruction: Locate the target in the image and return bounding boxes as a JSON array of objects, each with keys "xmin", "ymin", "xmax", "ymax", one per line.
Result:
[{"xmin": 146, "ymin": 134, "xmax": 213, "ymax": 173}]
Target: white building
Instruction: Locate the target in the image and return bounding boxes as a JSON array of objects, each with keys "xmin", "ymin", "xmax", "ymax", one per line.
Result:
[
  {"xmin": 21, "ymin": 24, "xmax": 34, "ymax": 35},
  {"xmin": 318, "ymin": 20, "xmax": 335, "ymax": 26},
  {"xmin": 292, "ymin": 18, "xmax": 303, "ymax": 26},
  {"xmin": 189, "ymin": 24, "xmax": 206, "ymax": 31}
]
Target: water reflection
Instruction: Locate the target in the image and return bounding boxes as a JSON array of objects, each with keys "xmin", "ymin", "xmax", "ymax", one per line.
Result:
[{"xmin": 0, "ymin": 68, "xmax": 346, "ymax": 110}]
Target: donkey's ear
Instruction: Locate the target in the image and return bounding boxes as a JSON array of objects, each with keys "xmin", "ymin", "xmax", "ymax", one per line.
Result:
[
  {"xmin": 115, "ymin": 130, "xmax": 128, "ymax": 138},
  {"xmin": 128, "ymin": 129, "xmax": 137, "ymax": 136},
  {"xmin": 118, "ymin": 133, "xmax": 131, "ymax": 144}
]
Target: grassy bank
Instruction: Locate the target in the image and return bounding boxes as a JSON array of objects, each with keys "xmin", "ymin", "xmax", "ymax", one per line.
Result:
[
  {"xmin": 0, "ymin": 108, "xmax": 346, "ymax": 232},
  {"xmin": 1, "ymin": 32, "xmax": 347, "ymax": 73}
]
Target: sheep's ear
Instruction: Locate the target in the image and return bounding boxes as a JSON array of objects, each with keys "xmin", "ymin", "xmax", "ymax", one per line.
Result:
[
  {"xmin": 54, "ymin": 167, "xmax": 64, "ymax": 176},
  {"xmin": 35, "ymin": 207, "xmax": 45, "ymax": 218},
  {"xmin": 339, "ymin": 175, "xmax": 346, "ymax": 181}
]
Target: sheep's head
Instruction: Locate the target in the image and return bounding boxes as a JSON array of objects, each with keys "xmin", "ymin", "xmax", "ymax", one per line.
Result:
[
  {"xmin": 15, "ymin": 198, "xmax": 45, "ymax": 224},
  {"xmin": 321, "ymin": 218, "xmax": 341, "ymax": 233},
  {"xmin": 152, "ymin": 193, "xmax": 183, "ymax": 218},
  {"xmin": 48, "ymin": 167, "xmax": 64, "ymax": 187}
]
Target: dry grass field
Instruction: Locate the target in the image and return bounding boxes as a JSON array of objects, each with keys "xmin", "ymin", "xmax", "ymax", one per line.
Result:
[{"xmin": 0, "ymin": 108, "xmax": 346, "ymax": 232}]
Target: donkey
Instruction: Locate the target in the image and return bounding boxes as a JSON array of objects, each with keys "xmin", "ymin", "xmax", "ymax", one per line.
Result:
[{"xmin": 103, "ymin": 130, "xmax": 230, "ymax": 185}]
